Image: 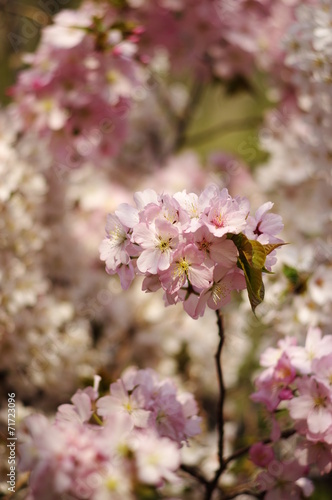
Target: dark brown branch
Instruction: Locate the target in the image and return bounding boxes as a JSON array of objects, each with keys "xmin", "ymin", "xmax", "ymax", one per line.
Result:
[
  {"xmin": 184, "ymin": 116, "xmax": 262, "ymax": 147},
  {"xmin": 179, "ymin": 309, "xmax": 296, "ymax": 500},
  {"xmin": 215, "ymin": 309, "xmax": 225, "ymax": 469},
  {"xmin": 204, "ymin": 310, "xmax": 226, "ymax": 500},
  {"xmin": 180, "ymin": 464, "xmax": 209, "ymax": 486}
]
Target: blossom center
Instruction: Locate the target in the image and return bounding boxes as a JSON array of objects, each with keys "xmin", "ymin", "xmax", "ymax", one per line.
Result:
[
  {"xmin": 314, "ymin": 395, "xmax": 326, "ymax": 408},
  {"xmin": 157, "ymin": 237, "xmax": 171, "ymax": 252},
  {"xmin": 174, "ymin": 258, "xmax": 189, "ymax": 278},
  {"xmin": 106, "ymin": 477, "xmax": 119, "ymax": 491},
  {"xmin": 186, "ymin": 201, "xmax": 198, "ymax": 218},
  {"xmin": 198, "ymin": 237, "xmax": 211, "ymax": 253},
  {"xmin": 254, "ymin": 221, "xmax": 263, "ymax": 236},
  {"xmin": 109, "ymin": 225, "xmax": 126, "ymax": 247},
  {"xmin": 212, "ymin": 212, "xmax": 225, "ymax": 228},
  {"xmin": 211, "ymin": 283, "xmax": 229, "ymax": 304},
  {"xmin": 123, "ymin": 400, "xmax": 133, "ymax": 413},
  {"xmin": 275, "ymin": 365, "xmax": 292, "ymax": 380},
  {"xmin": 156, "ymin": 410, "xmax": 166, "ymax": 423}
]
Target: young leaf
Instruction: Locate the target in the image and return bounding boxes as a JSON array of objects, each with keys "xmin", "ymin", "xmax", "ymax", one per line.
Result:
[
  {"xmin": 230, "ymin": 233, "xmax": 267, "ymax": 313},
  {"xmin": 282, "ymin": 264, "xmax": 300, "ymax": 285},
  {"xmin": 263, "ymin": 242, "xmax": 286, "ymax": 256}
]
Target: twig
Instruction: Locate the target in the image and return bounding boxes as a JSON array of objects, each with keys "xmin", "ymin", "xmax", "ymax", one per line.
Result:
[
  {"xmin": 172, "ymin": 79, "xmax": 205, "ymax": 152},
  {"xmin": 204, "ymin": 310, "xmax": 226, "ymax": 500},
  {"xmin": 180, "ymin": 464, "xmax": 209, "ymax": 486},
  {"xmin": 215, "ymin": 310, "xmax": 225, "ymax": 469},
  {"xmin": 184, "ymin": 116, "xmax": 262, "ymax": 147},
  {"xmin": 223, "ymin": 428, "xmax": 296, "ymax": 467}
]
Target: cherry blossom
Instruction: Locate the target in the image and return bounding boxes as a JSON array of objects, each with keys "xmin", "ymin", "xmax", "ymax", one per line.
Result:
[
  {"xmin": 19, "ymin": 371, "xmax": 199, "ymax": 499},
  {"xmin": 100, "ymin": 185, "xmax": 283, "ymax": 318}
]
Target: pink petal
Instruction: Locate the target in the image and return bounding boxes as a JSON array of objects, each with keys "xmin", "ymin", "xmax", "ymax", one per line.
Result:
[{"xmin": 308, "ymin": 406, "xmax": 332, "ymax": 434}]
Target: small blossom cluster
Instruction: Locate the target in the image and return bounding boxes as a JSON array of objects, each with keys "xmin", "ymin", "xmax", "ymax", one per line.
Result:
[
  {"xmin": 12, "ymin": 1, "xmax": 145, "ymax": 167},
  {"xmin": 251, "ymin": 326, "xmax": 332, "ymax": 479},
  {"xmin": 19, "ymin": 369, "xmax": 201, "ymax": 500},
  {"xmin": 128, "ymin": 0, "xmax": 302, "ymax": 80},
  {"xmin": 96, "ymin": 366, "xmax": 201, "ymax": 444},
  {"xmin": 283, "ymin": 0, "xmax": 332, "ymax": 170},
  {"xmin": 100, "ymin": 185, "xmax": 283, "ymax": 318},
  {"xmin": 250, "ymin": 442, "xmax": 314, "ymax": 500}
]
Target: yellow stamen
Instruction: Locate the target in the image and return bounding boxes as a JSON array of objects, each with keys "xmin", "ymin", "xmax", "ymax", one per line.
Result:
[
  {"xmin": 213, "ymin": 212, "xmax": 225, "ymax": 228},
  {"xmin": 314, "ymin": 395, "xmax": 326, "ymax": 408},
  {"xmin": 211, "ymin": 282, "xmax": 230, "ymax": 304},
  {"xmin": 157, "ymin": 237, "xmax": 171, "ymax": 252}
]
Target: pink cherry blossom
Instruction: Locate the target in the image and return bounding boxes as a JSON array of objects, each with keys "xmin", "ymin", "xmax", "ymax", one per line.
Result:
[
  {"xmin": 202, "ymin": 188, "xmax": 249, "ymax": 237},
  {"xmin": 131, "ymin": 431, "xmax": 181, "ymax": 485},
  {"xmin": 99, "ymin": 213, "xmax": 132, "ymax": 271},
  {"xmin": 133, "ymin": 219, "xmax": 179, "ymax": 274},
  {"xmin": 160, "ymin": 243, "xmax": 213, "ymax": 294},
  {"xmin": 193, "ymin": 226, "xmax": 238, "ymax": 267},
  {"xmin": 249, "ymin": 442, "xmax": 275, "ymax": 468},
  {"xmin": 312, "ymin": 353, "xmax": 332, "ymax": 390},
  {"xmin": 245, "ymin": 202, "xmax": 284, "ymax": 245},
  {"xmin": 288, "ymin": 377, "xmax": 332, "ymax": 438},
  {"xmin": 289, "ymin": 326, "xmax": 332, "ymax": 374},
  {"xmin": 256, "ymin": 459, "xmax": 312, "ymax": 500},
  {"xmin": 195, "ymin": 265, "xmax": 246, "ymax": 317},
  {"xmin": 97, "ymin": 379, "xmax": 150, "ymax": 429}
]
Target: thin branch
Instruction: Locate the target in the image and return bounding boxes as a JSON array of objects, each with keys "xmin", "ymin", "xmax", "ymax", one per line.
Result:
[
  {"xmin": 215, "ymin": 309, "xmax": 226, "ymax": 469},
  {"xmin": 223, "ymin": 428, "xmax": 296, "ymax": 467},
  {"xmin": 204, "ymin": 310, "xmax": 226, "ymax": 500},
  {"xmin": 172, "ymin": 80, "xmax": 205, "ymax": 152},
  {"xmin": 180, "ymin": 464, "xmax": 209, "ymax": 486},
  {"xmin": 149, "ymin": 73, "xmax": 179, "ymax": 126},
  {"xmin": 184, "ymin": 116, "xmax": 262, "ymax": 147}
]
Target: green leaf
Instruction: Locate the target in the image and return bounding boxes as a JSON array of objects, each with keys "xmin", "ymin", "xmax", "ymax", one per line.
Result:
[
  {"xmin": 282, "ymin": 264, "xmax": 308, "ymax": 294},
  {"xmin": 262, "ymin": 266, "xmax": 274, "ymax": 274},
  {"xmin": 282, "ymin": 264, "xmax": 300, "ymax": 285},
  {"xmin": 237, "ymin": 252, "xmax": 265, "ymax": 313},
  {"xmin": 263, "ymin": 242, "xmax": 286, "ymax": 256},
  {"xmin": 230, "ymin": 234, "xmax": 286, "ymax": 312},
  {"xmin": 250, "ymin": 240, "xmax": 267, "ymax": 269},
  {"xmin": 230, "ymin": 234, "xmax": 267, "ymax": 314}
]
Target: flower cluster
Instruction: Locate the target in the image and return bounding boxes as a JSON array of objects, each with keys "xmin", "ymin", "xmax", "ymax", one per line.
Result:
[
  {"xmin": 10, "ymin": 0, "xmax": 307, "ymax": 174},
  {"xmin": 12, "ymin": 1, "xmax": 145, "ymax": 167},
  {"xmin": 283, "ymin": 0, "xmax": 332, "ymax": 170},
  {"xmin": 100, "ymin": 185, "xmax": 283, "ymax": 318},
  {"xmin": 251, "ymin": 326, "xmax": 332, "ymax": 490},
  {"xmin": 96, "ymin": 366, "xmax": 201, "ymax": 444},
  {"xmin": 250, "ymin": 442, "xmax": 314, "ymax": 500},
  {"xmin": 19, "ymin": 369, "xmax": 200, "ymax": 499}
]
